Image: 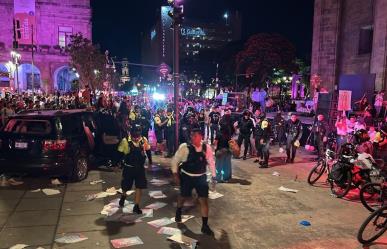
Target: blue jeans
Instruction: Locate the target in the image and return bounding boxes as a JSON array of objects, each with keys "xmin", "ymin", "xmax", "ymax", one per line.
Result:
[{"xmin": 216, "ymin": 149, "xmax": 232, "ymax": 181}]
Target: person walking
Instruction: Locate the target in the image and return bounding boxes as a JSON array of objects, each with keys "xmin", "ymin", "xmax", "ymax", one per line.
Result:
[
  {"xmin": 209, "ymin": 106, "xmax": 221, "ymax": 144},
  {"xmin": 256, "ymin": 119, "xmax": 272, "ymax": 168},
  {"xmin": 214, "ymin": 126, "xmax": 232, "ymax": 182},
  {"xmin": 311, "ymin": 114, "xmax": 329, "ymax": 160},
  {"xmin": 285, "ymin": 113, "xmax": 303, "ymax": 163},
  {"xmin": 165, "ymin": 108, "xmax": 176, "ymax": 158},
  {"xmin": 171, "ymin": 128, "xmax": 216, "ymax": 236},
  {"xmin": 237, "ymin": 110, "xmax": 254, "ymax": 160}
]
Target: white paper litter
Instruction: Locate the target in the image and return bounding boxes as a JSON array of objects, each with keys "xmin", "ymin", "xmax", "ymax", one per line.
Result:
[
  {"xmin": 105, "ymin": 213, "xmax": 143, "ymax": 224},
  {"xmin": 106, "ymin": 187, "xmax": 118, "ymax": 194},
  {"xmin": 30, "ymin": 188, "xmax": 41, "ymax": 192},
  {"xmin": 101, "ymin": 203, "xmax": 120, "ymax": 216},
  {"xmin": 168, "ymin": 234, "xmax": 198, "ymax": 247},
  {"xmin": 51, "ymin": 178, "xmax": 62, "ymax": 185},
  {"xmin": 148, "ymin": 217, "xmax": 175, "ymax": 228},
  {"xmin": 117, "ymin": 189, "xmax": 135, "ymax": 196},
  {"xmin": 90, "ymin": 179, "xmax": 105, "ymax": 185},
  {"xmin": 209, "ymin": 191, "xmax": 224, "ymax": 200},
  {"xmin": 145, "ymin": 202, "xmax": 167, "ymax": 210},
  {"xmin": 42, "ymin": 188, "xmax": 61, "ymax": 196},
  {"xmin": 9, "ymin": 244, "xmax": 29, "ymax": 249},
  {"xmin": 272, "ymin": 171, "xmax": 280, "ymax": 176},
  {"xmin": 8, "ymin": 178, "xmax": 24, "ymax": 186},
  {"xmin": 55, "ymin": 234, "xmax": 88, "ymax": 244},
  {"xmin": 149, "ymin": 178, "xmax": 169, "ymax": 186},
  {"xmin": 170, "ymin": 215, "xmax": 194, "ymax": 223},
  {"xmin": 141, "ymin": 208, "xmax": 153, "ymax": 218},
  {"xmin": 149, "ymin": 190, "xmax": 167, "ymax": 199},
  {"xmin": 157, "ymin": 227, "xmax": 183, "ymax": 236},
  {"xmin": 278, "ymin": 186, "xmax": 299, "ymax": 193},
  {"xmin": 110, "ymin": 237, "xmax": 143, "ymax": 248},
  {"xmin": 36, "ymin": 247, "xmax": 46, "ymax": 249},
  {"xmin": 122, "ymin": 204, "xmax": 135, "ymax": 214}
]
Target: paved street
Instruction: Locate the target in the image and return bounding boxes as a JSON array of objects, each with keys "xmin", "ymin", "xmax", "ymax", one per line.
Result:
[{"xmin": 0, "ymin": 147, "xmax": 386, "ymax": 249}]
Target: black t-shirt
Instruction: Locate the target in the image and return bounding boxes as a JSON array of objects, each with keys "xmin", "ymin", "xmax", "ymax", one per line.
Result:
[
  {"xmin": 215, "ymin": 133, "xmax": 230, "ymax": 151},
  {"xmin": 209, "ymin": 111, "xmax": 221, "ymax": 124}
]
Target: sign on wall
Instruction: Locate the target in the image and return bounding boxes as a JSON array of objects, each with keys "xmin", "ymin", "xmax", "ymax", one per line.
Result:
[
  {"xmin": 338, "ymin": 90, "xmax": 352, "ymax": 111},
  {"xmin": 14, "ymin": 0, "xmax": 36, "ymax": 45}
]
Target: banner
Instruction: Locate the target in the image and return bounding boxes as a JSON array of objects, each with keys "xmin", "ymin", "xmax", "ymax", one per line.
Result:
[
  {"xmin": 14, "ymin": 0, "xmax": 36, "ymax": 45},
  {"xmin": 338, "ymin": 90, "xmax": 352, "ymax": 111}
]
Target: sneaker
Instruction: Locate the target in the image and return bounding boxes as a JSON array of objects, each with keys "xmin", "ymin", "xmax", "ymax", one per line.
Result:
[
  {"xmin": 119, "ymin": 196, "xmax": 126, "ymax": 207},
  {"xmin": 133, "ymin": 204, "xmax": 143, "ymax": 214},
  {"xmin": 175, "ymin": 209, "xmax": 182, "ymax": 223},
  {"xmin": 201, "ymin": 224, "xmax": 214, "ymax": 236}
]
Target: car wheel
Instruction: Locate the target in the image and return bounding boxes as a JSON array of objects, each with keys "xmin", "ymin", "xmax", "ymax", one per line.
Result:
[{"xmin": 71, "ymin": 154, "xmax": 89, "ymax": 182}]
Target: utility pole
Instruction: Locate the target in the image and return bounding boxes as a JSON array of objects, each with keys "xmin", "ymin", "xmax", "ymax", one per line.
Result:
[
  {"xmin": 31, "ymin": 25, "xmax": 35, "ymax": 92},
  {"xmin": 168, "ymin": 0, "xmax": 184, "ymax": 150}
]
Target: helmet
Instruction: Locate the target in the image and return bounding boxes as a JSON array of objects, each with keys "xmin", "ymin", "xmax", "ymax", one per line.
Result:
[
  {"xmin": 354, "ymin": 129, "xmax": 370, "ymax": 144},
  {"xmin": 130, "ymin": 124, "xmax": 142, "ymax": 138}
]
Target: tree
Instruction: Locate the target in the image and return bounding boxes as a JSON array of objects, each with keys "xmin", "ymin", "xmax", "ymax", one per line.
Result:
[
  {"xmin": 235, "ymin": 33, "xmax": 296, "ymax": 86},
  {"xmin": 67, "ymin": 33, "xmax": 109, "ymax": 90}
]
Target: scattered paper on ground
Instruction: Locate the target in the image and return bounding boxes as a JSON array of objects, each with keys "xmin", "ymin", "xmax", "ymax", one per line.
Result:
[
  {"xmin": 106, "ymin": 187, "xmax": 118, "ymax": 194},
  {"xmin": 42, "ymin": 188, "xmax": 61, "ymax": 196},
  {"xmin": 149, "ymin": 190, "xmax": 167, "ymax": 199},
  {"xmin": 110, "ymin": 237, "xmax": 143, "ymax": 248},
  {"xmin": 9, "ymin": 244, "xmax": 29, "ymax": 249},
  {"xmin": 157, "ymin": 227, "xmax": 183, "ymax": 236},
  {"xmin": 101, "ymin": 204, "xmax": 119, "ymax": 216},
  {"xmin": 90, "ymin": 179, "xmax": 105, "ymax": 185},
  {"xmin": 30, "ymin": 188, "xmax": 41, "ymax": 192},
  {"xmin": 272, "ymin": 171, "xmax": 280, "ymax": 176},
  {"xmin": 170, "ymin": 215, "xmax": 194, "ymax": 223},
  {"xmin": 55, "ymin": 234, "xmax": 88, "ymax": 244},
  {"xmin": 148, "ymin": 217, "xmax": 175, "ymax": 228},
  {"xmin": 209, "ymin": 191, "xmax": 224, "ymax": 200},
  {"xmin": 149, "ymin": 178, "xmax": 169, "ymax": 186},
  {"xmin": 8, "ymin": 178, "xmax": 24, "ymax": 186},
  {"xmin": 278, "ymin": 186, "xmax": 298, "ymax": 193},
  {"xmin": 168, "ymin": 234, "xmax": 198, "ymax": 247},
  {"xmin": 141, "ymin": 208, "xmax": 153, "ymax": 218},
  {"xmin": 51, "ymin": 178, "xmax": 62, "ymax": 185},
  {"xmin": 122, "ymin": 204, "xmax": 135, "ymax": 214},
  {"xmin": 117, "ymin": 189, "xmax": 135, "ymax": 195},
  {"xmin": 145, "ymin": 202, "xmax": 167, "ymax": 210},
  {"xmin": 87, "ymin": 188, "xmax": 119, "ymax": 201},
  {"xmin": 105, "ymin": 213, "xmax": 143, "ymax": 224}
]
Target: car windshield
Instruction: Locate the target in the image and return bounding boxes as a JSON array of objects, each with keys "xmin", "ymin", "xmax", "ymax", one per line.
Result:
[{"xmin": 2, "ymin": 119, "xmax": 52, "ymax": 135}]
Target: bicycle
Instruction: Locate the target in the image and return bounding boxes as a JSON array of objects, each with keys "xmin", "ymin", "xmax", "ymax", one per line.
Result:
[
  {"xmin": 357, "ymin": 205, "xmax": 387, "ymax": 244},
  {"xmin": 307, "ymin": 149, "xmax": 336, "ymax": 185},
  {"xmin": 359, "ymin": 170, "xmax": 387, "ymax": 212}
]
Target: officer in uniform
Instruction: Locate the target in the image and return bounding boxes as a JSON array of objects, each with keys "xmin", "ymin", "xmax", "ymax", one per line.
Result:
[
  {"xmin": 171, "ymin": 128, "xmax": 216, "ymax": 236},
  {"xmin": 311, "ymin": 114, "xmax": 328, "ymax": 160},
  {"xmin": 165, "ymin": 108, "xmax": 176, "ymax": 158},
  {"xmin": 237, "ymin": 110, "xmax": 254, "ymax": 160},
  {"xmin": 154, "ymin": 108, "xmax": 167, "ymax": 155},
  {"xmin": 118, "ymin": 125, "xmax": 152, "ymax": 213},
  {"xmin": 273, "ymin": 110, "xmax": 286, "ymax": 147},
  {"xmin": 285, "ymin": 113, "xmax": 303, "ymax": 163},
  {"xmin": 255, "ymin": 119, "xmax": 272, "ymax": 168},
  {"xmin": 140, "ymin": 108, "xmax": 151, "ymax": 139}
]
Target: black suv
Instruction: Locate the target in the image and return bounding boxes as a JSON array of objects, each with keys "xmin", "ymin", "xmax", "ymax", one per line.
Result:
[{"xmin": 0, "ymin": 109, "xmax": 97, "ymax": 181}]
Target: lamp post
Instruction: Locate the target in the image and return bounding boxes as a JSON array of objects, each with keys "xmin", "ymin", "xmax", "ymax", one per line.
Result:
[
  {"xmin": 10, "ymin": 51, "xmax": 21, "ymax": 92},
  {"xmin": 223, "ymin": 12, "xmax": 229, "ymax": 25},
  {"xmin": 168, "ymin": 0, "xmax": 184, "ymax": 150}
]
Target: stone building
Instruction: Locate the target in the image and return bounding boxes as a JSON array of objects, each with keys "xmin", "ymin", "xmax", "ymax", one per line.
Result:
[
  {"xmin": 0, "ymin": 0, "xmax": 91, "ymax": 92},
  {"xmin": 311, "ymin": 0, "xmax": 387, "ymax": 95}
]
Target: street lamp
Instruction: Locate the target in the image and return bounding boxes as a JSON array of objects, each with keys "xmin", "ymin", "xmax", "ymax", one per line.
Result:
[
  {"xmin": 10, "ymin": 51, "xmax": 21, "ymax": 92},
  {"xmin": 223, "ymin": 12, "xmax": 229, "ymax": 25}
]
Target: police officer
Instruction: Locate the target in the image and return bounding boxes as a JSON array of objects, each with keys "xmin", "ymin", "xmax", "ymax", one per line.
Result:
[
  {"xmin": 171, "ymin": 128, "xmax": 216, "ymax": 236},
  {"xmin": 311, "ymin": 114, "xmax": 328, "ymax": 160},
  {"xmin": 118, "ymin": 125, "xmax": 152, "ymax": 213},
  {"xmin": 285, "ymin": 113, "xmax": 303, "ymax": 163},
  {"xmin": 237, "ymin": 110, "xmax": 254, "ymax": 160},
  {"xmin": 165, "ymin": 108, "xmax": 176, "ymax": 158},
  {"xmin": 154, "ymin": 108, "xmax": 167, "ymax": 155},
  {"xmin": 253, "ymin": 110, "xmax": 266, "ymax": 162},
  {"xmin": 255, "ymin": 119, "xmax": 272, "ymax": 168},
  {"xmin": 273, "ymin": 110, "xmax": 286, "ymax": 147}
]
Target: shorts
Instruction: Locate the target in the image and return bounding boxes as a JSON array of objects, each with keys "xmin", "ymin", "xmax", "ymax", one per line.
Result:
[
  {"xmin": 155, "ymin": 130, "xmax": 164, "ymax": 143},
  {"xmin": 180, "ymin": 173, "xmax": 209, "ymax": 198},
  {"xmin": 121, "ymin": 166, "xmax": 147, "ymax": 190}
]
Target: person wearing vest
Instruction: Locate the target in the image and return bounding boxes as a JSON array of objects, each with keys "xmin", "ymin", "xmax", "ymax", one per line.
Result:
[
  {"xmin": 154, "ymin": 108, "xmax": 167, "ymax": 155},
  {"xmin": 285, "ymin": 113, "xmax": 303, "ymax": 163},
  {"xmin": 171, "ymin": 128, "xmax": 216, "ymax": 236},
  {"xmin": 118, "ymin": 125, "xmax": 152, "ymax": 213},
  {"xmin": 165, "ymin": 108, "xmax": 176, "ymax": 158}
]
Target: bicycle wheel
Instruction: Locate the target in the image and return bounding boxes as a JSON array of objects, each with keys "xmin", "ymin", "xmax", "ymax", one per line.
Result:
[
  {"xmin": 307, "ymin": 160, "xmax": 326, "ymax": 185},
  {"xmin": 330, "ymin": 170, "xmax": 352, "ymax": 198},
  {"xmin": 360, "ymin": 183, "xmax": 383, "ymax": 212},
  {"xmin": 357, "ymin": 205, "xmax": 387, "ymax": 244}
]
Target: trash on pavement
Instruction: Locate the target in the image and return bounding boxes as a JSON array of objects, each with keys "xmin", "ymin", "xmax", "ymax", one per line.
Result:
[
  {"xmin": 110, "ymin": 237, "xmax": 144, "ymax": 248},
  {"xmin": 30, "ymin": 189, "xmax": 41, "ymax": 192},
  {"xmin": 8, "ymin": 178, "xmax": 24, "ymax": 186},
  {"xmin": 278, "ymin": 186, "xmax": 299, "ymax": 193},
  {"xmin": 208, "ymin": 191, "xmax": 224, "ymax": 200},
  {"xmin": 9, "ymin": 244, "xmax": 29, "ymax": 249},
  {"xmin": 105, "ymin": 213, "xmax": 143, "ymax": 224},
  {"xmin": 149, "ymin": 178, "xmax": 169, "ymax": 186},
  {"xmin": 117, "ymin": 189, "xmax": 135, "ymax": 195},
  {"xmin": 106, "ymin": 187, "xmax": 118, "ymax": 194},
  {"xmin": 272, "ymin": 171, "xmax": 280, "ymax": 176},
  {"xmin": 90, "ymin": 179, "xmax": 105, "ymax": 185},
  {"xmin": 145, "ymin": 202, "xmax": 167, "ymax": 210},
  {"xmin": 51, "ymin": 178, "xmax": 63, "ymax": 185},
  {"xmin": 149, "ymin": 190, "xmax": 167, "ymax": 199},
  {"xmin": 157, "ymin": 227, "xmax": 183, "ymax": 236},
  {"xmin": 101, "ymin": 204, "xmax": 119, "ymax": 216},
  {"xmin": 147, "ymin": 217, "xmax": 175, "ymax": 228},
  {"xmin": 122, "ymin": 204, "xmax": 135, "ymax": 214},
  {"xmin": 299, "ymin": 220, "xmax": 311, "ymax": 226},
  {"xmin": 168, "ymin": 234, "xmax": 198, "ymax": 248},
  {"xmin": 36, "ymin": 247, "xmax": 46, "ymax": 249},
  {"xmin": 170, "ymin": 215, "xmax": 194, "ymax": 223},
  {"xmin": 42, "ymin": 188, "xmax": 61, "ymax": 196},
  {"xmin": 141, "ymin": 208, "xmax": 153, "ymax": 218},
  {"xmin": 55, "ymin": 233, "xmax": 88, "ymax": 244}
]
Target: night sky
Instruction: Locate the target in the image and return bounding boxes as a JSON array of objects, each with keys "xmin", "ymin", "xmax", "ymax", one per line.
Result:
[{"xmin": 92, "ymin": 0, "xmax": 314, "ymax": 64}]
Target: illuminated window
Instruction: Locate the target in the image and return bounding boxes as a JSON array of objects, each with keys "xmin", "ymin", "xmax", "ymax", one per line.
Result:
[{"xmin": 58, "ymin": 26, "xmax": 73, "ymax": 48}]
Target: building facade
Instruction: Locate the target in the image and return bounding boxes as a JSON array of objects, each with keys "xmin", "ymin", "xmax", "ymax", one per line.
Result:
[
  {"xmin": 141, "ymin": 7, "xmax": 241, "ymax": 82},
  {"xmin": 0, "ymin": 0, "xmax": 91, "ymax": 92},
  {"xmin": 311, "ymin": 0, "xmax": 387, "ymax": 96}
]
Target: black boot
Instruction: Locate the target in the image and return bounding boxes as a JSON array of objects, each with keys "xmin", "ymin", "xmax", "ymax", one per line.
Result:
[
  {"xmin": 201, "ymin": 224, "xmax": 214, "ymax": 236},
  {"xmin": 119, "ymin": 195, "xmax": 126, "ymax": 207},
  {"xmin": 133, "ymin": 204, "xmax": 143, "ymax": 214},
  {"xmin": 175, "ymin": 207, "xmax": 182, "ymax": 223}
]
